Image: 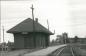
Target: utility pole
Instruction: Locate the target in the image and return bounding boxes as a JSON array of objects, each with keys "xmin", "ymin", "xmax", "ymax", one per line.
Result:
[
  {"xmin": 54, "ymin": 29, "xmax": 55, "ymax": 34},
  {"xmin": 1, "ymin": 26, "xmax": 5, "ymax": 56},
  {"xmin": 0, "ymin": 28, "xmax": 1, "ymax": 43},
  {"xmin": 31, "ymin": 4, "xmax": 35, "ymax": 32},
  {"xmin": 2, "ymin": 26, "xmax": 4, "ymax": 43},
  {"xmin": 31, "ymin": 4, "xmax": 36, "ymax": 48},
  {"xmin": 47, "ymin": 19, "xmax": 50, "ymax": 47},
  {"xmin": 47, "ymin": 19, "xmax": 49, "ymax": 31},
  {"xmin": 31, "ymin": 4, "xmax": 35, "ymax": 22}
]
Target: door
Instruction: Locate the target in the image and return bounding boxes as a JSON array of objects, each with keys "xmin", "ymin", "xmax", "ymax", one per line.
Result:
[{"xmin": 24, "ymin": 36, "xmax": 34, "ymax": 48}]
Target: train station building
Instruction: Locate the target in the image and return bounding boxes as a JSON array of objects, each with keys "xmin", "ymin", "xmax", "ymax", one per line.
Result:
[{"xmin": 7, "ymin": 18, "xmax": 53, "ymax": 49}]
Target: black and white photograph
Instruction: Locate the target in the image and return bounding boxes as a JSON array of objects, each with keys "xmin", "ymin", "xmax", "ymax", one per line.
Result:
[{"xmin": 0, "ymin": 0, "xmax": 86, "ymax": 56}]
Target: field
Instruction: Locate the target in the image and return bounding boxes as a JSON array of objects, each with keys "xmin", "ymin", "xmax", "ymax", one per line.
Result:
[{"xmin": 70, "ymin": 44, "xmax": 86, "ymax": 56}]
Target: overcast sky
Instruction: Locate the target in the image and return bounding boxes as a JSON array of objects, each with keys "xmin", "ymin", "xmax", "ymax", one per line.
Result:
[{"xmin": 1, "ymin": 0, "xmax": 86, "ymax": 42}]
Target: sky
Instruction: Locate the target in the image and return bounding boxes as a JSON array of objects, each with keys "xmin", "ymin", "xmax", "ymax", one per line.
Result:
[{"xmin": 1, "ymin": 0, "xmax": 86, "ymax": 42}]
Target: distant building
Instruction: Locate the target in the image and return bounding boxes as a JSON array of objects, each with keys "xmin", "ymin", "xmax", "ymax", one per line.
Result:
[
  {"xmin": 57, "ymin": 35, "xmax": 63, "ymax": 44},
  {"xmin": 62, "ymin": 32, "xmax": 69, "ymax": 44},
  {"xmin": 57, "ymin": 32, "xmax": 69, "ymax": 44},
  {"xmin": 69, "ymin": 38, "xmax": 86, "ymax": 44},
  {"xmin": 7, "ymin": 18, "xmax": 53, "ymax": 49}
]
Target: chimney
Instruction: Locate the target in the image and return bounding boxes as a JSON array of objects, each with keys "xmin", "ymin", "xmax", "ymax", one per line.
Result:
[{"xmin": 35, "ymin": 18, "xmax": 38, "ymax": 22}]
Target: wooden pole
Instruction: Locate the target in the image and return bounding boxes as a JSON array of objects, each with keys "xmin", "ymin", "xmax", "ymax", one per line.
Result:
[
  {"xmin": 31, "ymin": 4, "xmax": 36, "ymax": 48},
  {"xmin": 47, "ymin": 19, "xmax": 49, "ymax": 31},
  {"xmin": 54, "ymin": 29, "xmax": 55, "ymax": 34},
  {"xmin": 2, "ymin": 26, "xmax": 5, "ymax": 51},
  {"xmin": 0, "ymin": 28, "xmax": 1, "ymax": 43},
  {"xmin": 31, "ymin": 4, "xmax": 35, "ymax": 22},
  {"xmin": 2, "ymin": 26, "xmax": 4, "ymax": 43},
  {"xmin": 47, "ymin": 19, "xmax": 50, "ymax": 47},
  {"xmin": 1, "ymin": 26, "xmax": 5, "ymax": 56}
]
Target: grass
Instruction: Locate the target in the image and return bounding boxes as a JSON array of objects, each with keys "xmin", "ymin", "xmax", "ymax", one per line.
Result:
[{"xmin": 69, "ymin": 44, "xmax": 86, "ymax": 56}]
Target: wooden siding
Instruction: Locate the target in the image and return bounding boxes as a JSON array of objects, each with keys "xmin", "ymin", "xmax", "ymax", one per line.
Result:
[
  {"xmin": 24, "ymin": 33, "xmax": 34, "ymax": 48},
  {"xmin": 14, "ymin": 33, "xmax": 50, "ymax": 49},
  {"xmin": 35, "ymin": 33, "xmax": 50, "ymax": 48},
  {"xmin": 14, "ymin": 33, "xmax": 24, "ymax": 49}
]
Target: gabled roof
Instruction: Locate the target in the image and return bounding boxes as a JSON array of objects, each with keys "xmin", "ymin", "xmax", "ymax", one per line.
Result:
[{"xmin": 7, "ymin": 18, "xmax": 53, "ymax": 35}]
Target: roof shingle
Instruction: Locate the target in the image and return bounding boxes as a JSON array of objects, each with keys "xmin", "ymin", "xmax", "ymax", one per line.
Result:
[{"xmin": 7, "ymin": 18, "xmax": 53, "ymax": 35}]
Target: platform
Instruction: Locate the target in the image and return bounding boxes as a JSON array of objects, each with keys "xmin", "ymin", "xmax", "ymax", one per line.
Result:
[{"xmin": 24, "ymin": 44, "xmax": 67, "ymax": 56}]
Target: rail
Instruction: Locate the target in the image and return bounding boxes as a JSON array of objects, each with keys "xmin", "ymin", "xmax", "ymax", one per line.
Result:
[
  {"xmin": 48, "ymin": 45, "xmax": 77, "ymax": 56},
  {"xmin": 71, "ymin": 47, "xmax": 75, "ymax": 56}
]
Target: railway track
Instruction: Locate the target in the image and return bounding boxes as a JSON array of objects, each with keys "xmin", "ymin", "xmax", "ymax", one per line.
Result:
[{"xmin": 48, "ymin": 45, "xmax": 78, "ymax": 56}]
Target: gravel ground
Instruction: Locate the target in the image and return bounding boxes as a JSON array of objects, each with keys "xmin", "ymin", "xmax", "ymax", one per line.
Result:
[
  {"xmin": 0, "ymin": 49, "xmax": 29, "ymax": 56},
  {"xmin": 0, "ymin": 49, "xmax": 41, "ymax": 56},
  {"xmin": 77, "ymin": 48, "xmax": 86, "ymax": 56},
  {"xmin": 71, "ymin": 44, "xmax": 86, "ymax": 56}
]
